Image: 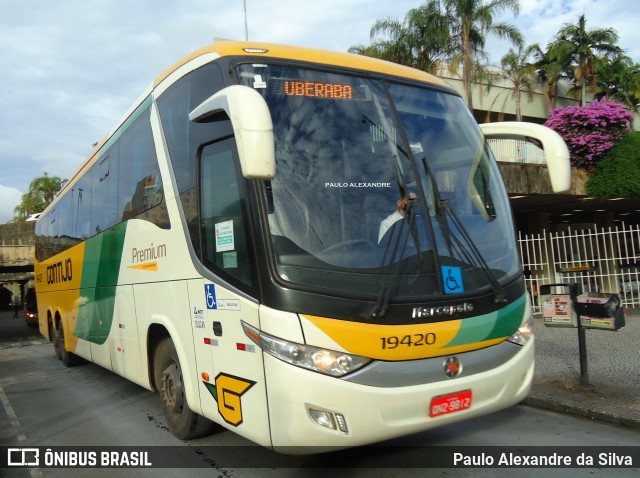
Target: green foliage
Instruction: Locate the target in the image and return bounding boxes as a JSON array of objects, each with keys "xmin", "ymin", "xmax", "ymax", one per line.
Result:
[
  {"xmin": 349, "ymin": 0, "xmax": 523, "ymax": 110},
  {"xmin": 348, "ymin": 1, "xmax": 451, "ymax": 75},
  {"xmin": 586, "ymin": 131, "xmax": 640, "ymax": 198},
  {"xmin": 548, "ymin": 14, "xmax": 622, "ymax": 106},
  {"xmin": 13, "ymin": 172, "xmax": 64, "ymax": 222}
]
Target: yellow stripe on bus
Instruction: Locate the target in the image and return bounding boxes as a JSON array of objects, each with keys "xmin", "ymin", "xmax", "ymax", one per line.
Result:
[
  {"xmin": 35, "ymin": 242, "xmax": 86, "ymax": 352},
  {"xmin": 301, "ymin": 314, "xmax": 488, "ymax": 361}
]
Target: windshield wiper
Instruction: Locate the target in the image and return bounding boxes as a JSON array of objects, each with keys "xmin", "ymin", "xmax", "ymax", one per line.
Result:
[
  {"xmin": 370, "ymin": 198, "xmax": 420, "ymax": 318},
  {"xmin": 421, "ymin": 155, "xmax": 507, "ymax": 303},
  {"xmin": 362, "ymin": 109, "xmax": 438, "ymax": 318}
]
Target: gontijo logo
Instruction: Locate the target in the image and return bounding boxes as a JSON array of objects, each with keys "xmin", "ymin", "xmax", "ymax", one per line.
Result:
[{"xmin": 47, "ymin": 258, "xmax": 72, "ymax": 284}]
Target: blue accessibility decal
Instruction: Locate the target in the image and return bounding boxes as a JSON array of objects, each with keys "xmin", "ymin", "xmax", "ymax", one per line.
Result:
[
  {"xmin": 441, "ymin": 266, "xmax": 464, "ymax": 294},
  {"xmin": 205, "ymin": 284, "xmax": 217, "ymax": 309}
]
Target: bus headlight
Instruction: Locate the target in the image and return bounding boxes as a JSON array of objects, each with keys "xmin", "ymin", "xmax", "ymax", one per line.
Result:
[
  {"xmin": 242, "ymin": 322, "xmax": 371, "ymax": 377},
  {"xmin": 507, "ymin": 314, "xmax": 534, "ymax": 346}
]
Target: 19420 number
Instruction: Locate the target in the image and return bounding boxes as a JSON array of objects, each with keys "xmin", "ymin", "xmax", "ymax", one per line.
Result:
[{"xmin": 380, "ymin": 333, "xmax": 436, "ymax": 349}]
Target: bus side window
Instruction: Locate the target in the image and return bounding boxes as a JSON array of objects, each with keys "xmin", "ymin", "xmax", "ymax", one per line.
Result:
[
  {"xmin": 93, "ymin": 152, "xmax": 119, "ymax": 234},
  {"xmin": 199, "ymin": 138, "xmax": 254, "ymax": 289},
  {"xmin": 118, "ymin": 107, "xmax": 165, "ymax": 224}
]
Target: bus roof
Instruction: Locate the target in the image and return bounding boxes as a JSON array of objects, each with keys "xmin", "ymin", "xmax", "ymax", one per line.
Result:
[
  {"xmin": 154, "ymin": 41, "xmax": 450, "ymax": 89},
  {"xmin": 43, "ymin": 42, "xmax": 451, "ymax": 215}
]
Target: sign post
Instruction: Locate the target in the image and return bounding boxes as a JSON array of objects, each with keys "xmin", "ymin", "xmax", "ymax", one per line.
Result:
[{"xmin": 540, "ymin": 283, "xmax": 625, "ymax": 386}]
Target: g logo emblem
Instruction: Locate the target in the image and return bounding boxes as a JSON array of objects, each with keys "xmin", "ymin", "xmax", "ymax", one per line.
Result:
[{"xmin": 203, "ymin": 372, "xmax": 255, "ymax": 426}]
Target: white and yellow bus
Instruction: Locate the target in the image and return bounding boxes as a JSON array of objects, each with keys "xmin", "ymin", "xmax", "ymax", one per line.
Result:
[{"xmin": 35, "ymin": 42, "xmax": 570, "ymax": 452}]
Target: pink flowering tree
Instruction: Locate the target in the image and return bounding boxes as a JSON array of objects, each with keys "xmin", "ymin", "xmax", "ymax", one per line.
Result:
[{"xmin": 544, "ymin": 98, "xmax": 633, "ymax": 169}]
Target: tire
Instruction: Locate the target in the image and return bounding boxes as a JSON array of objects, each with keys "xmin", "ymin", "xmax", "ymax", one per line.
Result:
[
  {"xmin": 56, "ymin": 320, "xmax": 81, "ymax": 367},
  {"xmin": 51, "ymin": 318, "xmax": 62, "ymax": 360},
  {"xmin": 154, "ymin": 338, "xmax": 214, "ymax": 439}
]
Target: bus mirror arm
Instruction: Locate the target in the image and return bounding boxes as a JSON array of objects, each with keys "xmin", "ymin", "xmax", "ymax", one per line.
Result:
[
  {"xmin": 479, "ymin": 122, "xmax": 571, "ymax": 193},
  {"xmin": 189, "ymin": 85, "xmax": 276, "ymax": 180}
]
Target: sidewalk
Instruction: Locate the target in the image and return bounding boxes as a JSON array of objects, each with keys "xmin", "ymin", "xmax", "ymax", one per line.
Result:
[{"xmin": 524, "ymin": 310, "xmax": 640, "ymax": 429}]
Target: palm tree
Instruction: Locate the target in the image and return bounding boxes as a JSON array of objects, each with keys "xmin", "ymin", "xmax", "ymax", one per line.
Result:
[
  {"xmin": 350, "ymin": 1, "xmax": 523, "ymax": 112},
  {"xmin": 442, "ymin": 0, "xmax": 523, "ymax": 111},
  {"xmin": 492, "ymin": 44, "xmax": 538, "ymax": 121},
  {"xmin": 548, "ymin": 14, "xmax": 621, "ymax": 106},
  {"xmin": 13, "ymin": 172, "xmax": 64, "ymax": 222},
  {"xmin": 531, "ymin": 43, "xmax": 565, "ymax": 110},
  {"xmin": 595, "ymin": 54, "xmax": 640, "ymax": 109},
  {"xmin": 349, "ymin": 1, "xmax": 450, "ymax": 74},
  {"xmin": 30, "ymin": 172, "xmax": 63, "ymax": 205}
]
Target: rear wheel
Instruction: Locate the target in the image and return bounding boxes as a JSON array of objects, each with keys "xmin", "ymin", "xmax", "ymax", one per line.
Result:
[
  {"xmin": 50, "ymin": 317, "xmax": 61, "ymax": 360},
  {"xmin": 55, "ymin": 320, "xmax": 81, "ymax": 367},
  {"xmin": 154, "ymin": 338, "xmax": 214, "ymax": 439}
]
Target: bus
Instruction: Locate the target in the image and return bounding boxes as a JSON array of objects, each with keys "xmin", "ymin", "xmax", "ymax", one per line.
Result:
[{"xmin": 35, "ymin": 41, "xmax": 570, "ymax": 452}]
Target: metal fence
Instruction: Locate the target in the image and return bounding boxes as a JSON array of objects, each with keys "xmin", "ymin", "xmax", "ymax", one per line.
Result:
[
  {"xmin": 488, "ymin": 138, "xmax": 546, "ymax": 164},
  {"xmin": 518, "ymin": 223, "xmax": 640, "ymax": 312}
]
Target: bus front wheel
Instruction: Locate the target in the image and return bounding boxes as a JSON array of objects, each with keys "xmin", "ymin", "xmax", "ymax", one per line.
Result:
[{"xmin": 154, "ymin": 338, "xmax": 214, "ymax": 439}]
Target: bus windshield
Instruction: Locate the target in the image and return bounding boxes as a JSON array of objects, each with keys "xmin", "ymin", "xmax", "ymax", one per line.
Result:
[{"xmin": 237, "ymin": 64, "xmax": 519, "ymax": 301}]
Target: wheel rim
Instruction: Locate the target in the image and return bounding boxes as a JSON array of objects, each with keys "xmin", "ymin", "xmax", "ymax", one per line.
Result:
[{"xmin": 161, "ymin": 362, "xmax": 184, "ymax": 414}]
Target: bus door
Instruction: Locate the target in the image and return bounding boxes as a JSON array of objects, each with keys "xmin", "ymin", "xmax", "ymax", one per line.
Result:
[{"xmin": 188, "ymin": 138, "xmax": 271, "ymax": 447}]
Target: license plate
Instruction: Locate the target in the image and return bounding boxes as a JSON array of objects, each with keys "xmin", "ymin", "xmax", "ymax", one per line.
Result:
[{"xmin": 429, "ymin": 390, "xmax": 472, "ymax": 417}]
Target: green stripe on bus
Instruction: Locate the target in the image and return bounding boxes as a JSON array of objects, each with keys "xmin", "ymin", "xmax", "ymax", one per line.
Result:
[
  {"xmin": 73, "ymin": 222, "xmax": 128, "ymax": 345},
  {"xmin": 443, "ymin": 295, "xmax": 525, "ymax": 347}
]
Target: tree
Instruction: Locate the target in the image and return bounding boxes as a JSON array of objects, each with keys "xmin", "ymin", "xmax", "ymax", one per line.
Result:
[
  {"xmin": 544, "ymin": 98, "xmax": 633, "ymax": 169},
  {"xmin": 586, "ymin": 131, "xmax": 640, "ymax": 198},
  {"xmin": 442, "ymin": 0, "xmax": 523, "ymax": 111},
  {"xmin": 548, "ymin": 14, "xmax": 622, "ymax": 106},
  {"xmin": 595, "ymin": 53, "xmax": 640, "ymax": 119},
  {"xmin": 490, "ymin": 44, "xmax": 538, "ymax": 121},
  {"xmin": 348, "ymin": 1, "xmax": 451, "ymax": 74},
  {"xmin": 13, "ymin": 172, "xmax": 64, "ymax": 222},
  {"xmin": 531, "ymin": 43, "xmax": 565, "ymax": 110},
  {"xmin": 349, "ymin": 0, "xmax": 523, "ymax": 111}
]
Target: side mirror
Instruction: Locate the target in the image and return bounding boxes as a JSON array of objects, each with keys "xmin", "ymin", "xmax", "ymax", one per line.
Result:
[
  {"xmin": 479, "ymin": 122, "xmax": 571, "ymax": 193},
  {"xmin": 189, "ymin": 85, "xmax": 276, "ymax": 179}
]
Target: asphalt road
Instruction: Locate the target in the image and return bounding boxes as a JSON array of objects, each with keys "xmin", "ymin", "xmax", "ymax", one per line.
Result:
[{"xmin": 0, "ymin": 311, "xmax": 638, "ymax": 478}]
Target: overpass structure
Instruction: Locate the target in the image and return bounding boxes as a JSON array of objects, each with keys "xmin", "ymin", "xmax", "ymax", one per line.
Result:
[{"xmin": 0, "ymin": 222, "xmax": 36, "ymax": 308}]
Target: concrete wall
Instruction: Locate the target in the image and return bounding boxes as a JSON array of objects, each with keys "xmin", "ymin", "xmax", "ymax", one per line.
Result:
[
  {"xmin": 0, "ymin": 222, "xmax": 36, "ymax": 299},
  {"xmin": 0, "ymin": 222, "xmax": 36, "ymax": 268},
  {"xmin": 440, "ymin": 73, "xmax": 640, "ymax": 130},
  {"xmin": 498, "ymin": 163, "xmax": 589, "ymax": 195}
]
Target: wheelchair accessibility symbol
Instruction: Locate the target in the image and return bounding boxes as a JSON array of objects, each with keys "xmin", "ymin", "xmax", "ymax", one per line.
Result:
[
  {"xmin": 205, "ymin": 284, "xmax": 217, "ymax": 309},
  {"xmin": 441, "ymin": 266, "xmax": 464, "ymax": 294}
]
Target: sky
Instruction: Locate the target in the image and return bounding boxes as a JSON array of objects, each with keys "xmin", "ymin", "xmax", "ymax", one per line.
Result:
[{"xmin": 1, "ymin": 0, "xmax": 639, "ymax": 224}]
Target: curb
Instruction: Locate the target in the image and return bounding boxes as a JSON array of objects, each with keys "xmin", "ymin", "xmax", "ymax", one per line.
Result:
[{"xmin": 523, "ymin": 395, "xmax": 640, "ymax": 430}]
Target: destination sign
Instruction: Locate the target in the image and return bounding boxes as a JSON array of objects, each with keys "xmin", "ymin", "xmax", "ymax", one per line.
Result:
[{"xmin": 283, "ymin": 80, "xmax": 353, "ymax": 100}]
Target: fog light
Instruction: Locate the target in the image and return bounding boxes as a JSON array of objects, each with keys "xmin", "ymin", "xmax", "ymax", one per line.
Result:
[
  {"xmin": 335, "ymin": 413, "xmax": 348, "ymax": 433},
  {"xmin": 309, "ymin": 409, "xmax": 336, "ymax": 430}
]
